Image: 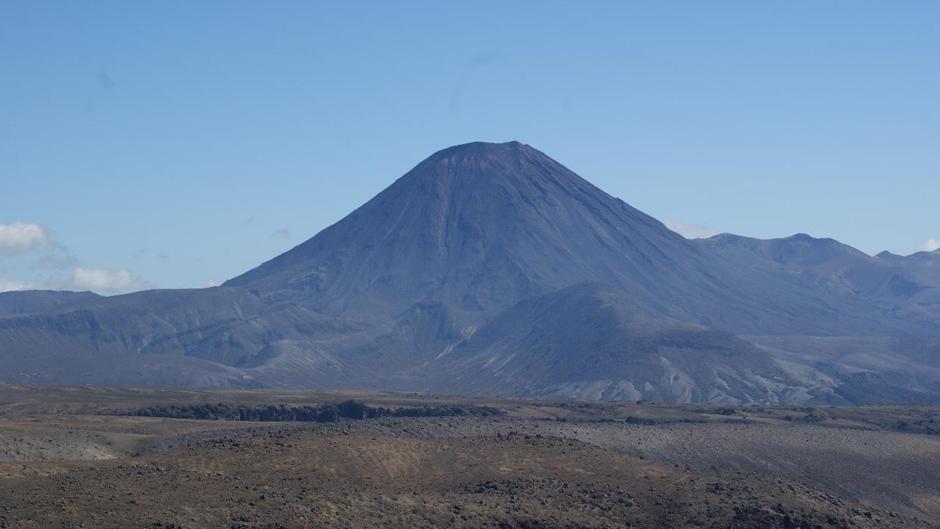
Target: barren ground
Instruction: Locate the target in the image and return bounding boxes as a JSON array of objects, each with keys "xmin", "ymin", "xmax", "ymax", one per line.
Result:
[{"xmin": 0, "ymin": 385, "xmax": 938, "ymax": 528}]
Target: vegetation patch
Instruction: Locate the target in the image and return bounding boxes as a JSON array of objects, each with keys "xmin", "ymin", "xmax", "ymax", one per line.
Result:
[{"xmin": 118, "ymin": 400, "xmax": 503, "ymax": 422}]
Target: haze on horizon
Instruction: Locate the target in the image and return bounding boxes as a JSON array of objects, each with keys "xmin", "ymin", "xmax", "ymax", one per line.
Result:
[{"xmin": 1, "ymin": 1, "xmax": 938, "ymax": 295}]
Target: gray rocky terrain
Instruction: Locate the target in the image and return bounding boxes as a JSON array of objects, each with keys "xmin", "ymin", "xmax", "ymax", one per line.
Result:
[{"xmin": 1, "ymin": 386, "xmax": 939, "ymax": 528}]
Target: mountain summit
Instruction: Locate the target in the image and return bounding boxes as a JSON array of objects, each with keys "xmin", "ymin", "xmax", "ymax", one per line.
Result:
[
  {"xmin": 227, "ymin": 141, "xmax": 695, "ymax": 318},
  {"xmin": 2, "ymin": 142, "xmax": 940, "ymax": 403},
  {"xmin": 226, "ymin": 141, "xmax": 926, "ymax": 336}
]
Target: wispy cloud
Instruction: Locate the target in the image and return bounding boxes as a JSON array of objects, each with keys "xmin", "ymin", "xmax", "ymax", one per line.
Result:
[
  {"xmin": 0, "ymin": 223, "xmax": 52, "ymax": 256},
  {"xmin": 0, "ymin": 221, "xmax": 154, "ymax": 294},
  {"xmin": 33, "ymin": 251, "xmax": 79, "ymax": 270},
  {"xmin": 271, "ymin": 228, "xmax": 290, "ymax": 240},
  {"xmin": 63, "ymin": 267, "xmax": 151, "ymax": 295},
  {"xmin": 0, "ymin": 277, "xmax": 34, "ymax": 292},
  {"xmin": 921, "ymin": 238, "xmax": 940, "ymax": 252},
  {"xmin": 2, "ymin": 267, "xmax": 152, "ymax": 295},
  {"xmin": 664, "ymin": 218, "xmax": 721, "ymax": 240}
]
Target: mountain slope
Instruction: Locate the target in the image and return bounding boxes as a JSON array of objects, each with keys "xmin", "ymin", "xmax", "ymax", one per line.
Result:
[
  {"xmin": 424, "ymin": 283, "xmax": 832, "ymax": 403},
  {"xmin": 700, "ymin": 233, "xmax": 940, "ymax": 325},
  {"xmin": 0, "ymin": 141, "xmax": 939, "ymax": 403},
  {"xmin": 227, "ymin": 141, "xmax": 924, "ymax": 336},
  {"xmin": 226, "ymin": 141, "xmax": 700, "ymax": 319},
  {"xmin": 0, "ymin": 290, "xmax": 101, "ymax": 316}
]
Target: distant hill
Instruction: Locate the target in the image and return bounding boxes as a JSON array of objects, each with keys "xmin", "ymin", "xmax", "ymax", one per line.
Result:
[
  {"xmin": 1, "ymin": 142, "xmax": 939, "ymax": 403},
  {"xmin": 0, "ymin": 290, "xmax": 101, "ymax": 316}
]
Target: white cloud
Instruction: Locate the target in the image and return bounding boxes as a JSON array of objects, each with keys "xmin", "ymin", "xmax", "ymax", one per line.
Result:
[
  {"xmin": 0, "ymin": 277, "xmax": 34, "ymax": 292},
  {"xmin": 0, "ymin": 222, "xmax": 154, "ymax": 294},
  {"xmin": 664, "ymin": 218, "xmax": 721, "ymax": 240},
  {"xmin": 0, "ymin": 223, "xmax": 52, "ymax": 256},
  {"xmin": 206, "ymin": 279, "xmax": 220, "ymax": 288},
  {"xmin": 921, "ymin": 238, "xmax": 940, "ymax": 252},
  {"xmin": 66, "ymin": 267, "xmax": 149, "ymax": 295},
  {"xmin": 33, "ymin": 251, "xmax": 79, "ymax": 270}
]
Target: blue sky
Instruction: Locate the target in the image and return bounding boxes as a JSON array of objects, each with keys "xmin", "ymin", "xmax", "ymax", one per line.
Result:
[{"xmin": 1, "ymin": 1, "xmax": 938, "ymax": 293}]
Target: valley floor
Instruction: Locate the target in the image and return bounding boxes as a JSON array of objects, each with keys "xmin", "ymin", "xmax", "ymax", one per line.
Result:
[{"xmin": 0, "ymin": 385, "xmax": 938, "ymax": 528}]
